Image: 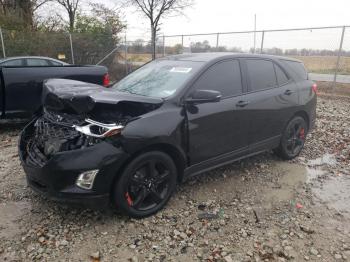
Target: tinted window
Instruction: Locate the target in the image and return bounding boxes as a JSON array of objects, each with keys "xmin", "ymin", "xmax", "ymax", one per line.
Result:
[
  {"xmin": 26, "ymin": 59, "xmax": 50, "ymax": 66},
  {"xmin": 49, "ymin": 60, "xmax": 63, "ymax": 66},
  {"xmin": 192, "ymin": 60, "xmax": 242, "ymax": 97},
  {"xmin": 246, "ymin": 59, "xmax": 277, "ymax": 91},
  {"xmin": 1, "ymin": 59, "xmax": 23, "ymax": 66},
  {"xmin": 282, "ymin": 60, "xmax": 308, "ymax": 80},
  {"xmin": 274, "ymin": 64, "xmax": 289, "ymax": 85}
]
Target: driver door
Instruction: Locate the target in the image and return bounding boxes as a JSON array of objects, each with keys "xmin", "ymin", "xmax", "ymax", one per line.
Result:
[{"xmin": 186, "ymin": 59, "xmax": 249, "ymax": 165}]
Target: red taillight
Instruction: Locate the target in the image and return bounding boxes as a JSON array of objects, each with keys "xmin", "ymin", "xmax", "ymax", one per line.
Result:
[
  {"xmin": 312, "ymin": 83, "xmax": 318, "ymax": 95},
  {"xmin": 103, "ymin": 73, "xmax": 110, "ymax": 87}
]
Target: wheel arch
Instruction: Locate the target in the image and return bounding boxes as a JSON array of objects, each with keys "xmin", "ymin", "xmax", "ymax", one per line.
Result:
[
  {"xmin": 110, "ymin": 143, "xmax": 187, "ymax": 197},
  {"xmin": 293, "ymin": 110, "xmax": 310, "ymax": 130}
]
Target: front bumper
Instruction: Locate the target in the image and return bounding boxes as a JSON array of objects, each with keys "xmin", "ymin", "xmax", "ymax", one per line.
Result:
[{"xmin": 19, "ymin": 120, "xmax": 129, "ymax": 209}]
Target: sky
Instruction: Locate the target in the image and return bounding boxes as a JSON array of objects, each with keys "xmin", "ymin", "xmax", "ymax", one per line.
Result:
[
  {"xmin": 114, "ymin": 0, "xmax": 350, "ymax": 51},
  {"xmin": 50, "ymin": 0, "xmax": 350, "ymax": 51},
  {"xmin": 121, "ymin": 0, "xmax": 348, "ymax": 35}
]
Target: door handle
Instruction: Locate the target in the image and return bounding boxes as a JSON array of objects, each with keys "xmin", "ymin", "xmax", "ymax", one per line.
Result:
[
  {"xmin": 284, "ymin": 89, "xmax": 294, "ymax": 95},
  {"xmin": 236, "ymin": 100, "xmax": 249, "ymax": 107}
]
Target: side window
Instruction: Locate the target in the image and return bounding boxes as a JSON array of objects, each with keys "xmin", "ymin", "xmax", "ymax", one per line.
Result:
[
  {"xmin": 26, "ymin": 59, "xmax": 50, "ymax": 66},
  {"xmin": 48, "ymin": 60, "xmax": 63, "ymax": 66},
  {"xmin": 1, "ymin": 59, "xmax": 23, "ymax": 66},
  {"xmin": 246, "ymin": 59, "xmax": 277, "ymax": 91},
  {"xmin": 192, "ymin": 60, "xmax": 242, "ymax": 97},
  {"xmin": 274, "ymin": 64, "xmax": 289, "ymax": 85}
]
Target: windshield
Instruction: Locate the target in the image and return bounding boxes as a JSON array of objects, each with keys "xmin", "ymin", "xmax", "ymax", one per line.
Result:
[{"xmin": 112, "ymin": 60, "xmax": 203, "ymax": 98}]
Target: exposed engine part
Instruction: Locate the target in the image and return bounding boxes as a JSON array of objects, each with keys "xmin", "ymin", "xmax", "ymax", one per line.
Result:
[
  {"xmin": 43, "ymin": 108, "xmax": 86, "ymax": 126},
  {"xmin": 25, "ymin": 114, "xmax": 103, "ymax": 167}
]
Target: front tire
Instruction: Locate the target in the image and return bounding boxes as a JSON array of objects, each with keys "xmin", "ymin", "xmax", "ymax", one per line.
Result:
[
  {"xmin": 113, "ymin": 151, "xmax": 177, "ymax": 218},
  {"xmin": 274, "ymin": 116, "xmax": 308, "ymax": 160}
]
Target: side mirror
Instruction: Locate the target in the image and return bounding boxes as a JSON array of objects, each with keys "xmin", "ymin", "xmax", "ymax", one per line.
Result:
[{"xmin": 186, "ymin": 90, "xmax": 222, "ymax": 104}]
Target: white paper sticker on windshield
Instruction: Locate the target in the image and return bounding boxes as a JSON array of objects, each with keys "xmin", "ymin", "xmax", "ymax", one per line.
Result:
[{"xmin": 170, "ymin": 67, "xmax": 192, "ymax": 73}]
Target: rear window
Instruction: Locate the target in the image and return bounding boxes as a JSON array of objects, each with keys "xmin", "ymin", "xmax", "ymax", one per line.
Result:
[{"xmin": 282, "ymin": 60, "xmax": 308, "ymax": 80}]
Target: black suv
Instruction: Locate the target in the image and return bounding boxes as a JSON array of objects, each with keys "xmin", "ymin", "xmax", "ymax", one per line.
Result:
[{"xmin": 19, "ymin": 53, "xmax": 317, "ymax": 218}]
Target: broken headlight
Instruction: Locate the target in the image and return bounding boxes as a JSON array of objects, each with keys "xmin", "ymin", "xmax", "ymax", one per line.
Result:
[{"xmin": 74, "ymin": 119, "xmax": 124, "ymax": 138}]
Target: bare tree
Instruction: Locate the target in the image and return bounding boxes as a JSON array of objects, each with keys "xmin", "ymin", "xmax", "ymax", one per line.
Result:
[
  {"xmin": 55, "ymin": 0, "xmax": 81, "ymax": 32},
  {"xmin": 127, "ymin": 0, "xmax": 193, "ymax": 60},
  {"xmin": 0, "ymin": 0, "xmax": 51, "ymax": 29},
  {"xmin": 32, "ymin": 0, "xmax": 52, "ymax": 11}
]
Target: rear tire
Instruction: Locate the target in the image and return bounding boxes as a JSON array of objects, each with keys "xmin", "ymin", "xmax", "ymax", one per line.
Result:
[
  {"xmin": 113, "ymin": 151, "xmax": 177, "ymax": 218},
  {"xmin": 274, "ymin": 116, "xmax": 308, "ymax": 160}
]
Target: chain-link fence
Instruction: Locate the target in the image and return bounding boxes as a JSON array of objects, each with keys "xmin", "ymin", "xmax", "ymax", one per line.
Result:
[
  {"xmin": 163, "ymin": 26, "xmax": 350, "ymax": 89},
  {"xmin": 0, "ymin": 28, "xmax": 161, "ymax": 82},
  {"xmin": 1, "ymin": 26, "xmax": 350, "ymax": 88}
]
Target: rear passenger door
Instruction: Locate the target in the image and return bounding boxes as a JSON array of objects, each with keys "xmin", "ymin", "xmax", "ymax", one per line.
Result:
[{"xmin": 242, "ymin": 58, "xmax": 299, "ymax": 150}]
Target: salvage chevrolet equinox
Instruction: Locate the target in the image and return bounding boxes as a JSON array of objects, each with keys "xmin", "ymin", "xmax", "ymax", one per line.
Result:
[{"xmin": 19, "ymin": 53, "xmax": 317, "ymax": 218}]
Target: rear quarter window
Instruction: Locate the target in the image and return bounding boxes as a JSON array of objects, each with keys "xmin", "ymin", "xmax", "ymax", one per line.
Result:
[
  {"xmin": 49, "ymin": 60, "xmax": 64, "ymax": 66},
  {"xmin": 274, "ymin": 64, "xmax": 289, "ymax": 85},
  {"xmin": 281, "ymin": 60, "xmax": 308, "ymax": 80}
]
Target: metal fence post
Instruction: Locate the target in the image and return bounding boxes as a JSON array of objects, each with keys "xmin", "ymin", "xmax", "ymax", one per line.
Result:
[
  {"xmin": 124, "ymin": 34, "xmax": 128, "ymax": 75},
  {"xmin": 332, "ymin": 26, "xmax": 346, "ymax": 89},
  {"xmin": 260, "ymin": 30, "xmax": 265, "ymax": 54},
  {"xmin": 181, "ymin": 35, "xmax": 184, "ymax": 53},
  {"xmin": 69, "ymin": 33, "xmax": 75, "ymax": 64},
  {"xmin": 216, "ymin": 33, "xmax": 220, "ymax": 49},
  {"xmin": 0, "ymin": 27, "xmax": 6, "ymax": 58}
]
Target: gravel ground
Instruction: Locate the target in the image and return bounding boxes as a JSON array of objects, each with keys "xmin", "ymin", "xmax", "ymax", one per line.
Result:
[{"xmin": 0, "ymin": 96, "xmax": 349, "ymax": 262}]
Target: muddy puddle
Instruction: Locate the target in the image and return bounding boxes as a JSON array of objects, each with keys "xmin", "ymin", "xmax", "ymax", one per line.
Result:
[
  {"xmin": 263, "ymin": 163, "xmax": 306, "ymax": 206},
  {"xmin": 311, "ymin": 174, "xmax": 350, "ymax": 216},
  {"xmin": 263, "ymin": 156, "xmax": 350, "ymax": 217}
]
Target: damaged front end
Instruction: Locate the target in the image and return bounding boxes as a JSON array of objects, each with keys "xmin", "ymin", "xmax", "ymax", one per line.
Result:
[
  {"xmin": 18, "ymin": 79, "xmax": 163, "ymax": 207},
  {"xmin": 21, "ymin": 79, "xmax": 163, "ymax": 167},
  {"xmin": 22, "ymin": 110, "xmax": 123, "ymax": 167}
]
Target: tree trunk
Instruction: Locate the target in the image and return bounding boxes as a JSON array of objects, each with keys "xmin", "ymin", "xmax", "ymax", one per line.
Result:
[
  {"xmin": 20, "ymin": 0, "xmax": 33, "ymax": 29},
  {"xmin": 69, "ymin": 12, "xmax": 75, "ymax": 32},
  {"xmin": 151, "ymin": 24, "xmax": 156, "ymax": 60}
]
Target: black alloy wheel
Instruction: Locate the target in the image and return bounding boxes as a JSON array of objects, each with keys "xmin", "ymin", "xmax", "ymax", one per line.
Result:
[
  {"xmin": 113, "ymin": 151, "xmax": 177, "ymax": 218},
  {"xmin": 275, "ymin": 116, "xmax": 308, "ymax": 160}
]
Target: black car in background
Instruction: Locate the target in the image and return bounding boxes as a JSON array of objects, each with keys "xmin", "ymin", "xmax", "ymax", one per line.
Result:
[
  {"xmin": 19, "ymin": 53, "xmax": 317, "ymax": 218},
  {"xmin": 0, "ymin": 56, "xmax": 109, "ymax": 119},
  {"xmin": 0, "ymin": 56, "xmax": 69, "ymax": 67}
]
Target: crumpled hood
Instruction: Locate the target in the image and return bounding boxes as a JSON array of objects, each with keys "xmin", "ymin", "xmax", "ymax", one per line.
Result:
[{"xmin": 42, "ymin": 79, "xmax": 163, "ymax": 115}]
